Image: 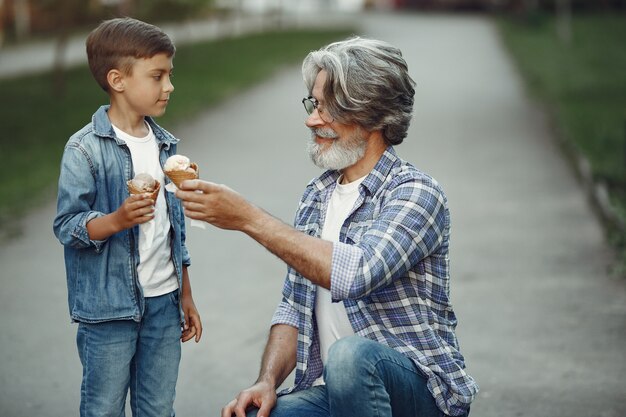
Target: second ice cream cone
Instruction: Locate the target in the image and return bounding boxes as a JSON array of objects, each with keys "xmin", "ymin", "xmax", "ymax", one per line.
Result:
[{"xmin": 165, "ymin": 162, "xmax": 199, "ymax": 188}]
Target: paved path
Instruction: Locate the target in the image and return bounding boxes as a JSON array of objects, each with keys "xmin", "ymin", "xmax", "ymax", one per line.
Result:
[{"xmin": 1, "ymin": 11, "xmax": 625, "ymax": 417}]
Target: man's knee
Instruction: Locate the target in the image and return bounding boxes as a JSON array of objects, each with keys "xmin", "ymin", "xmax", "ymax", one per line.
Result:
[
  {"xmin": 328, "ymin": 335, "xmax": 379, "ymax": 364},
  {"xmin": 325, "ymin": 336, "xmax": 378, "ymax": 386}
]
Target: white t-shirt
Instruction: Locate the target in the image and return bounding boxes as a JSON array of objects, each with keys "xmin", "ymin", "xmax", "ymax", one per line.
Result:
[
  {"xmin": 113, "ymin": 122, "xmax": 179, "ymax": 297},
  {"xmin": 313, "ymin": 174, "xmax": 366, "ymax": 386}
]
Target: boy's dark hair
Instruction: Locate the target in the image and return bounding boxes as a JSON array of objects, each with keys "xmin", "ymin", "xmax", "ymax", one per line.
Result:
[{"xmin": 86, "ymin": 17, "xmax": 176, "ymax": 92}]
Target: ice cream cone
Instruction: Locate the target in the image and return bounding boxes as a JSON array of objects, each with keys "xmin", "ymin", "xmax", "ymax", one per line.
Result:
[
  {"xmin": 127, "ymin": 179, "xmax": 161, "ymax": 201},
  {"xmin": 164, "ymin": 163, "xmax": 199, "ymax": 188}
]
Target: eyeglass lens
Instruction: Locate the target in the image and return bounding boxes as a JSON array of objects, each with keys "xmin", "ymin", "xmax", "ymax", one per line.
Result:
[
  {"xmin": 303, "ymin": 98, "xmax": 315, "ymax": 115},
  {"xmin": 302, "ymin": 97, "xmax": 333, "ymax": 122}
]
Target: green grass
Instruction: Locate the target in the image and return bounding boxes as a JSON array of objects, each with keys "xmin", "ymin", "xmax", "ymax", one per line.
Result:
[
  {"xmin": 0, "ymin": 28, "xmax": 353, "ymax": 228},
  {"xmin": 497, "ymin": 12, "xmax": 626, "ymax": 274}
]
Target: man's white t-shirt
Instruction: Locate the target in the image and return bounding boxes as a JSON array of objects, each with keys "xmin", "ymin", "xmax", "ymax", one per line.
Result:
[
  {"xmin": 113, "ymin": 123, "xmax": 179, "ymax": 297},
  {"xmin": 313, "ymin": 174, "xmax": 366, "ymax": 386}
]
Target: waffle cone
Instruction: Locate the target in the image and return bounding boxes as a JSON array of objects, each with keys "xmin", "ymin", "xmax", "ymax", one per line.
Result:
[
  {"xmin": 127, "ymin": 179, "xmax": 161, "ymax": 201},
  {"xmin": 164, "ymin": 163, "xmax": 199, "ymax": 188}
]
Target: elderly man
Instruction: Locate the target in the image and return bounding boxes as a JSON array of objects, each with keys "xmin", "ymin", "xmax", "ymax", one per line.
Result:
[{"xmin": 177, "ymin": 37, "xmax": 478, "ymax": 417}]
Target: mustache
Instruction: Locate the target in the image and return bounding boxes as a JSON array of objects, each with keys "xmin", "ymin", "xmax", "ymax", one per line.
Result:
[{"xmin": 310, "ymin": 128, "xmax": 339, "ymax": 139}]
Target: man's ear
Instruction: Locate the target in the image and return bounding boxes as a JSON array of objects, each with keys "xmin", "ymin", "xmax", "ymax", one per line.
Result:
[{"xmin": 107, "ymin": 69, "xmax": 125, "ymax": 93}]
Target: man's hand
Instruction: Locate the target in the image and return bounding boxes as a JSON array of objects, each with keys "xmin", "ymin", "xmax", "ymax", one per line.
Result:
[
  {"xmin": 176, "ymin": 180, "xmax": 253, "ymax": 231},
  {"xmin": 176, "ymin": 179, "xmax": 333, "ymax": 289},
  {"xmin": 221, "ymin": 380, "xmax": 277, "ymax": 417}
]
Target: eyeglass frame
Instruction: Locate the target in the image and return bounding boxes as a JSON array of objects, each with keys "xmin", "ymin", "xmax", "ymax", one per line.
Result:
[{"xmin": 302, "ymin": 96, "xmax": 334, "ymax": 123}]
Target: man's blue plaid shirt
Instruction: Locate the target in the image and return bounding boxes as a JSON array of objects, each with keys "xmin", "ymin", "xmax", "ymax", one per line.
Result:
[{"xmin": 271, "ymin": 147, "xmax": 478, "ymax": 416}]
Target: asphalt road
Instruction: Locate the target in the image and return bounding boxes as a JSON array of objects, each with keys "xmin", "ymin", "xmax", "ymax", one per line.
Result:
[{"xmin": 1, "ymin": 11, "xmax": 625, "ymax": 417}]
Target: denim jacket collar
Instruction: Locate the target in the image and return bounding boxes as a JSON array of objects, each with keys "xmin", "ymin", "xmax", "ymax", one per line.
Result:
[{"xmin": 92, "ymin": 105, "xmax": 179, "ymax": 150}]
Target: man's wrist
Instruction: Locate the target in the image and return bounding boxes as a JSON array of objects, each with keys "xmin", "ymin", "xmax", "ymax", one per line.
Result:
[
  {"xmin": 255, "ymin": 374, "xmax": 278, "ymax": 389},
  {"xmin": 241, "ymin": 204, "xmax": 271, "ymax": 238}
]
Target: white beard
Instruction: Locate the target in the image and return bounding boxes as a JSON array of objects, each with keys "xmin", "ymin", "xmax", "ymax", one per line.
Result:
[{"xmin": 307, "ymin": 127, "xmax": 367, "ymax": 171}]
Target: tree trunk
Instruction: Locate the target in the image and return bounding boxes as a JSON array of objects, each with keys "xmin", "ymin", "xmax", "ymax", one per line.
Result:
[
  {"xmin": 14, "ymin": 0, "xmax": 30, "ymax": 41},
  {"xmin": 0, "ymin": 0, "xmax": 5, "ymax": 46},
  {"xmin": 53, "ymin": 29, "xmax": 68, "ymax": 96},
  {"xmin": 556, "ymin": 0, "xmax": 572, "ymax": 44},
  {"xmin": 522, "ymin": 0, "xmax": 539, "ymax": 25}
]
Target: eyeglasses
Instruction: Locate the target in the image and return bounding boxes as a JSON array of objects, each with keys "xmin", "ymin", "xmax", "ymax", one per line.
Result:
[{"xmin": 302, "ymin": 96, "xmax": 334, "ymax": 123}]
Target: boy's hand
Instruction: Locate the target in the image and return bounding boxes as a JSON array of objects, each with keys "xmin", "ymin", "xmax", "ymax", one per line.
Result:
[
  {"xmin": 181, "ymin": 293, "xmax": 202, "ymax": 343},
  {"xmin": 86, "ymin": 194, "xmax": 155, "ymax": 240},
  {"xmin": 115, "ymin": 194, "xmax": 155, "ymax": 229}
]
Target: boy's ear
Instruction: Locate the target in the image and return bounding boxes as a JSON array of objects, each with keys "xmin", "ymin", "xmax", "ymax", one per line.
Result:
[{"xmin": 107, "ymin": 69, "xmax": 125, "ymax": 93}]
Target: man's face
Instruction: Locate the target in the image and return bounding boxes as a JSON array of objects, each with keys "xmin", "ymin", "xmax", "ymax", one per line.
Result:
[
  {"xmin": 118, "ymin": 53, "xmax": 174, "ymax": 118},
  {"xmin": 305, "ymin": 70, "xmax": 367, "ymax": 171}
]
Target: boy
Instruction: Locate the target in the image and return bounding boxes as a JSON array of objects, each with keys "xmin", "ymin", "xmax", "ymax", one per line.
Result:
[{"xmin": 53, "ymin": 17, "xmax": 202, "ymax": 417}]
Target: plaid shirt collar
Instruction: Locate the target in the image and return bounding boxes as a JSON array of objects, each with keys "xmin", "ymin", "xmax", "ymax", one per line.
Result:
[{"xmin": 308, "ymin": 146, "xmax": 399, "ymax": 197}]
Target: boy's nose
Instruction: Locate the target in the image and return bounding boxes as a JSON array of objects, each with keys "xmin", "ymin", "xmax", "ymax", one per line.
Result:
[{"xmin": 164, "ymin": 78, "xmax": 174, "ymax": 93}]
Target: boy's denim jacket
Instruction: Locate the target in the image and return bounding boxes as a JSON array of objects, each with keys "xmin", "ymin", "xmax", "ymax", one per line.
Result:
[{"xmin": 53, "ymin": 105, "xmax": 190, "ymax": 324}]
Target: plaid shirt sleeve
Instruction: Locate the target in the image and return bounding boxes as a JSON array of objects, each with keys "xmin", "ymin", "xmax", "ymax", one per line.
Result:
[
  {"xmin": 330, "ymin": 174, "xmax": 447, "ymax": 301},
  {"xmin": 271, "ymin": 268, "xmax": 300, "ymax": 329}
]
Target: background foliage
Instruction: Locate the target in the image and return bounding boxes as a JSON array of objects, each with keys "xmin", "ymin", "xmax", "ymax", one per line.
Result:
[{"xmin": 497, "ymin": 11, "xmax": 626, "ymax": 273}]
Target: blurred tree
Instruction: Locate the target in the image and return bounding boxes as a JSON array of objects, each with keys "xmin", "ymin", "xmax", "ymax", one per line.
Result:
[
  {"xmin": 556, "ymin": 0, "xmax": 572, "ymax": 43},
  {"xmin": 21, "ymin": 0, "xmax": 215, "ymax": 94},
  {"xmin": 39, "ymin": 0, "xmax": 96, "ymax": 95},
  {"xmin": 0, "ymin": 0, "xmax": 4, "ymax": 46},
  {"xmin": 13, "ymin": 0, "xmax": 30, "ymax": 41},
  {"xmin": 523, "ymin": 0, "xmax": 538, "ymax": 12},
  {"xmin": 136, "ymin": 0, "xmax": 214, "ymax": 22},
  {"xmin": 518, "ymin": 0, "xmax": 543, "ymax": 27}
]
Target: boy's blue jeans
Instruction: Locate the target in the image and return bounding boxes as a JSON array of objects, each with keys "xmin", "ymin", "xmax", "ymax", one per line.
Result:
[
  {"xmin": 246, "ymin": 336, "xmax": 467, "ymax": 417},
  {"xmin": 76, "ymin": 291, "xmax": 181, "ymax": 417}
]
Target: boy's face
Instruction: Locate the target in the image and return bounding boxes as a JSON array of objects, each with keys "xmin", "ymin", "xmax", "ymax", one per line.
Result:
[{"xmin": 118, "ymin": 53, "xmax": 174, "ymax": 118}]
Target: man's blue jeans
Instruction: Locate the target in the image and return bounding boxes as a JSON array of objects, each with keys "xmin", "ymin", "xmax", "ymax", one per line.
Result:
[
  {"xmin": 76, "ymin": 291, "xmax": 182, "ymax": 417},
  {"xmin": 246, "ymin": 336, "xmax": 466, "ymax": 417}
]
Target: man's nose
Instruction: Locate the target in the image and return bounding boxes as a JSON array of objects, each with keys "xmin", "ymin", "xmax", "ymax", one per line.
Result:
[{"xmin": 305, "ymin": 108, "xmax": 324, "ymax": 128}]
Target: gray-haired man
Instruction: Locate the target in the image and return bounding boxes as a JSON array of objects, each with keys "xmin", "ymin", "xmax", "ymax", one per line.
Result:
[{"xmin": 177, "ymin": 37, "xmax": 478, "ymax": 417}]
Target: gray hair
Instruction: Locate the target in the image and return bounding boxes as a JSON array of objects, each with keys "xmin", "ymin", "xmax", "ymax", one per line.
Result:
[{"xmin": 302, "ymin": 36, "xmax": 416, "ymax": 146}]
